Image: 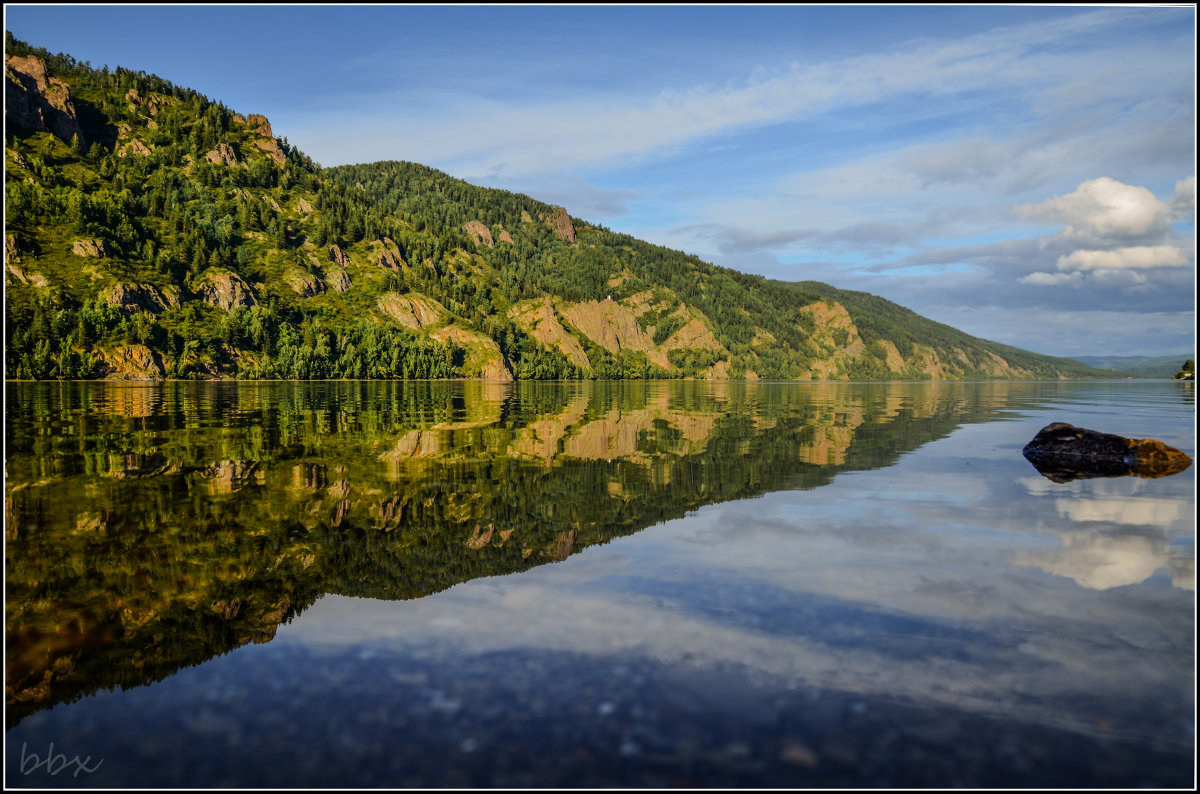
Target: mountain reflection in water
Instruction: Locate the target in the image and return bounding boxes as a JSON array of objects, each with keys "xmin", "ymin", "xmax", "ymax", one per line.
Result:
[
  {"xmin": 3, "ymin": 380, "xmax": 1193, "ymax": 788},
  {"xmin": 7, "ymin": 380, "xmax": 1015, "ymax": 725}
]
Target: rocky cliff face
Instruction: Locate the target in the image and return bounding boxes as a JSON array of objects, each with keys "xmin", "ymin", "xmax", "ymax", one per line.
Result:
[
  {"xmin": 507, "ymin": 297, "xmax": 592, "ymax": 372},
  {"xmin": 5, "ymin": 54, "xmax": 85, "ymax": 145},
  {"xmin": 545, "ymin": 206, "xmax": 576, "ymax": 243}
]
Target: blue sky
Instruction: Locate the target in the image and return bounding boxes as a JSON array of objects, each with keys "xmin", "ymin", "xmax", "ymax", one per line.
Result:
[{"xmin": 5, "ymin": 5, "xmax": 1195, "ymax": 359}]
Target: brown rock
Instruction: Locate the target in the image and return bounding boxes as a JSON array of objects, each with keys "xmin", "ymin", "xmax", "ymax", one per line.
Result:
[
  {"xmin": 463, "ymin": 220, "xmax": 494, "ymax": 248},
  {"xmin": 323, "ymin": 265, "xmax": 351, "ymax": 293},
  {"xmin": 72, "ymin": 239, "xmax": 107, "ymax": 258},
  {"xmin": 376, "ymin": 292, "xmax": 446, "ymax": 329},
  {"xmin": 284, "ymin": 267, "xmax": 324, "ymax": 297},
  {"xmin": 102, "ymin": 282, "xmax": 181, "ymax": 314},
  {"xmin": 430, "ymin": 325, "xmax": 514, "ymax": 380},
  {"xmin": 204, "ymin": 142, "xmax": 238, "ymax": 166},
  {"xmin": 549, "ymin": 529, "xmax": 576, "ymax": 561},
  {"xmin": 116, "ymin": 139, "xmax": 153, "ymax": 158},
  {"xmin": 466, "ymin": 524, "xmax": 495, "ymax": 550},
  {"xmin": 203, "ymin": 460, "xmax": 262, "ymax": 494},
  {"xmin": 255, "ymin": 137, "xmax": 286, "ymax": 165},
  {"xmin": 5, "ymin": 263, "xmax": 49, "ymax": 288},
  {"xmin": 5, "ymin": 234, "xmax": 21, "ymax": 264},
  {"xmin": 563, "ymin": 300, "xmax": 670, "ymax": 369},
  {"xmin": 210, "ymin": 598, "xmax": 242, "ymax": 620},
  {"xmin": 507, "ymin": 297, "xmax": 591, "ymax": 371},
  {"xmin": 544, "ymin": 206, "xmax": 576, "ymax": 242},
  {"xmin": 661, "ymin": 315, "xmax": 722, "ymax": 353},
  {"xmin": 329, "ymin": 244, "xmax": 351, "ymax": 268},
  {"xmin": 94, "ymin": 345, "xmax": 166, "ymax": 380},
  {"xmin": 372, "ymin": 238, "xmax": 404, "ymax": 270},
  {"xmin": 198, "ymin": 269, "xmax": 257, "ymax": 310},
  {"xmin": 5, "ymin": 54, "xmax": 86, "ymax": 146},
  {"xmin": 246, "ymin": 113, "xmax": 273, "ymax": 137},
  {"xmin": 1023, "ymin": 422, "xmax": 1193, "ymax": 482}
]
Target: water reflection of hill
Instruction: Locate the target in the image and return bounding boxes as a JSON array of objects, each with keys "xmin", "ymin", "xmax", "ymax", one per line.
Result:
[{"xmin": 5, "ymin": 381, "xmax": 1020, "ymax": 726}]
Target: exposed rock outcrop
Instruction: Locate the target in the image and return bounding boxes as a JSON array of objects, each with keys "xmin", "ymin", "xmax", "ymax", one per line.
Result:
[
  {"xmin": 5, "ymin": 54, "xmax": 85, "ymax": 146},
  {"xmin": 6, "ymin": 234, "xmax": 22, "ymax": 264},
  {"xmin": 431, "ymin": 325, "xmax": 513, "ymax": 381},
  {"xmin": 463, "ymin": 220, "xmax": 494, "ymax": 248},
  {"xmin": 507, "ymin": 297, "xmax": 591, "ymax": 371},
  {"xmin": 5, "ymin": 262, "xmax": 49, "ymax": 288},
  {"xmin": 372, "ymin": 238, "xmax": 404, "ymax": 270},
  {"xmin": 198, "ymin": 269, "xmax": 257, "ymax": 310},
  {"xmin": 323, "ymin": 265, "xmax": 351, "ymax": 293},
  {"xmin": 124, "ymin": 88, "xmax": 173, "ymax": 116},
  {"xmin": 204, "ymin": 142, "xmax": 238, "ymax": 166},
  {"xmin": 116, "ymin": 139, "xmax": 153, "ymax": 158},
  {"xmin": 875, "ymin": 339, "xmax": 907, "ymax": 374},
  {"xmin": 240, "ymin": 113, "xmax": 286, "ymax": 164},
  {"xmin": 797, "ymin": 300, "xmax": 867, "ymax": 380},
  {"xmin": 202, "ymin": 460, "xmax": 264, "ymax": 495},
  {"xmin": 255, "ymin": 137, "xmax": 286, "ymax": 165},
  {"xmin": 102, "ymin": 282, "xmax": 181, "ymax": 314},
  {"xmin": 72, "ymin": 239, "xmax": 107, "ymax": 258},
  {"xmin": 94, "ymin": 344, "xmax": 166, "ymax": 380},
  {"xmin": 376, "ymin": 292, "xmax": 446, "ymax": 329},
  {"xmin": 563, "ymin": 299, "xmax": 670, "ymax": 369},
  {"xmin": 245, "ymin": 113, "xmax": 273, "ymax": 137},
  {"xmin": 284, "ymin": 268, "xmax": 324, "ymax": 297},
  {"xmin": 544, "ymin": 206, "xmax": 576, "ymax": 242},
  {"xmin": 1023, "ymin": 422, "xmax": 1194, "ymax": 483},
  {"xmin": 661, "ymin": 315, "xmax": 722, "ymax": 354},
  {"xmin": 329, "ymin": 244, "xmax": 351, "ymax": 269}
]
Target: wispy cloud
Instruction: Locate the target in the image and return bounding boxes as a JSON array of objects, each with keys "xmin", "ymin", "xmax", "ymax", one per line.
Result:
[{"xmin": 295, "ymin": 8, "xmax": 1170, "ymax": 178}]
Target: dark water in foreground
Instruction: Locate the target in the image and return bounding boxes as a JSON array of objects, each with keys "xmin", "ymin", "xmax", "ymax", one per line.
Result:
[{"xmin": 4, "ymin": 380, "xmax": 1195, "ymax": 788}]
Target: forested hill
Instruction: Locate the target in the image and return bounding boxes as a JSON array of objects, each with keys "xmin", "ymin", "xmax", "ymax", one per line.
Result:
[{"xmin": 4, "ymin": 35, "xmax": 1111, "ymax": 381}]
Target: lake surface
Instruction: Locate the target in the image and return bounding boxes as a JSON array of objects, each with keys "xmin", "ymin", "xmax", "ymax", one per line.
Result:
[{"xmin": 4, "ymin": 380, "xmax": 1195, "ymax": 788}]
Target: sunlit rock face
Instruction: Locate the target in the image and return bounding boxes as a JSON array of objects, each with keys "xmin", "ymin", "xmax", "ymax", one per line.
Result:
[{"xmin": 1022, "ymin": 422, "xmax": 1193, "ymax": 482}]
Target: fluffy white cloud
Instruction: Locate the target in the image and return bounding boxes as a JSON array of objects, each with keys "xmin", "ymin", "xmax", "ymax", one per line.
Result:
[
  {"xmin": 1016, "ymin": 177, "xmax": 1172, "ymax": 239},
  {"xmin": 1015, "ymin": 177, "xmax": 1194, "ymax": 294},
  {"xmin": 1056, "ymin": 245, "xmax": 1186, "ymax": 271}
]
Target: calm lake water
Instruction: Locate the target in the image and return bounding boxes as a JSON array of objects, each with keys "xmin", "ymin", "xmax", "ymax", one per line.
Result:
[{"xmin": 4, "ymin": 380, "xmax": 1195, "ymax": 788}]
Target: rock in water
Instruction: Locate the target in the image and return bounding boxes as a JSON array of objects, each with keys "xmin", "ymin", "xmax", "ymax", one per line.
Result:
[{"xmin": 1022, "ymin": 422, "xmax": 1193, "ymax": 483}]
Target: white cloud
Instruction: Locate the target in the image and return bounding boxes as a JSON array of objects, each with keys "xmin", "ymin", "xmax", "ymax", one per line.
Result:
[
  {"xmin": 1019, "ymin": 271, "xmax": 1084, "ymax": 287},
  {"xmin": 1011, "ymin": 178, "xmax": 1195, "ymax": 297},
  {"xmin": 1016, "ymin": 177, "xmax": 1173, "ymax": 239},
  {"xmin": 1056, "ymin": 245, "xmax": 1186, "ymax": 271}
]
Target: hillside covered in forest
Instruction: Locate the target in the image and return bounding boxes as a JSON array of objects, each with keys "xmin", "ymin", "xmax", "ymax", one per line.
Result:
[{"xmin": 4, "ymin": 35, "xmax": 1114, "ymax": 382}]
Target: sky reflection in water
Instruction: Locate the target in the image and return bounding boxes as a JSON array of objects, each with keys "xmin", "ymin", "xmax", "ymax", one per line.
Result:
[{"xmin": 5, "ymin": 380, "xmax": 1194, "ymax": 788}]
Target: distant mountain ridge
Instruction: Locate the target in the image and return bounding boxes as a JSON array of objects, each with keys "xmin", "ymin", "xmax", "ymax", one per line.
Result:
[
  {"xmin": 1069, "ymin": 354, "xmax": 1194, "ymax": 379},
  {"xmin": 4, "ymin": 34, "xmax": 1115, "ymax": 381}
]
